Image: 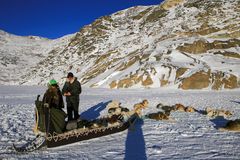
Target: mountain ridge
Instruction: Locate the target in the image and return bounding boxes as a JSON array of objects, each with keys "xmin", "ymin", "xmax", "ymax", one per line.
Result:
[{"xmin": 1, "ymin": 0, "xmax": 239, "ymax": 89}]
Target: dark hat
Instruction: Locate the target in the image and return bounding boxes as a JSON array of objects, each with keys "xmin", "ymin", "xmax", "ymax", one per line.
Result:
[{"xmin": 67, "ymin": 72, "xmax": 74, "ymax": 78}]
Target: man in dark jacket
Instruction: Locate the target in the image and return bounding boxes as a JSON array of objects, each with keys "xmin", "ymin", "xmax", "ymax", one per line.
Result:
[{"xmin": 62, "ymin": 72, "xmax": 82, "ymax": 121}]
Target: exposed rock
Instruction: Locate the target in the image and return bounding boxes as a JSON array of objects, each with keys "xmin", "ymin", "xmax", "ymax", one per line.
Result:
[
  {"xmin": 145, "ymin": 6, "xmax": 167, "ymax": 23},
  {"xmin": 175, "ymin": 68, "xmax": 188, "ymax": 80},
  {"xmin": 117, "ymin": 78, "xmax": 134, "ymax": 88},
  {"xmin": 180, "ymin": 71, "xmax": 210, "ymax": 89},
  {"xmin": 160, "ymin": 79, "xmax": 169, "ymax": 87},
  {"xmin": 223, "ymin": 74, "xmax": 238, "ymax": 89},
  {"xmin": 213, "ymin": 51, "xmax": 240, "ymax": 59},
  {"xmin": 132, "ymin": 7, "xmax": 152, "ymax": 20},
  {"xmin": 162, "ymin": 0, "xmax": 184, "ymax": 10},
  {"xmin": 211, "ymin": 71, "xmax": 224, "ymax": 90},
  {"xmin": 177, "ymin": 39, "xmax": 240, "ymax": 54},
  {"xmin": 211, "ymin": 71, "xmax": 239, "ymax": 90},
  {"xmin": 109, "ymin": 80, "xmax": 117, "ymax": 89},
  {"xmin": 142, "ymin": 74, "xmax": 154, "ymax": 86}
]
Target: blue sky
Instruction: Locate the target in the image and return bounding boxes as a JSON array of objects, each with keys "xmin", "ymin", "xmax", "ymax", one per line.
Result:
[{"xmin": 0, "ymin": 0, "xmax": 163, "ymax": 39}]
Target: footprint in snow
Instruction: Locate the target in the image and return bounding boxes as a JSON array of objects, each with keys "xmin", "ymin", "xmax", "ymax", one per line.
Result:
[{"xmin": 151, "ymin": 145, "xmax": 162, "ymax": 154}]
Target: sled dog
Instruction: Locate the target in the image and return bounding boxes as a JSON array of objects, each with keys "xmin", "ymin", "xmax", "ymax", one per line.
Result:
[
  {"xmin": 220, "ymin": 119, "xmax": 240, "ymax": 132},
  {"xmin": 185, "ymin": 106, "xmax": 196, "ymax": 113},
  {"xmin": 175, "ymin": 103, "xmax": 186, "ymax": 112},
  {"xmin": 133, "ymin": 99, "xmax": 149, "ymax": 116},
  {"xmin": 146, "ymin": 111, "xmax": 170, "ymax": 120},
  {"xmin": 205, "ymin": 107, "xmax": 232, "ymax": 118}
]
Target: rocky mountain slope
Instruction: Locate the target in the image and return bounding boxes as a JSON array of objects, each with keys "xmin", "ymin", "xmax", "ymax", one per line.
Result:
[
  {"xmin": 1, "ymin": 0, "xmax": 240, "ymax": 89},
  {"xmin": 0, "ymin": 30, "xmax": 74, "ymax": 84}
]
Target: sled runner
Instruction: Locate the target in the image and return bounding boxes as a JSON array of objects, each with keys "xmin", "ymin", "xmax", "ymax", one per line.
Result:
[{"xmin": 13, "ymin": 135, "xmax": 46, "ymax": 153}]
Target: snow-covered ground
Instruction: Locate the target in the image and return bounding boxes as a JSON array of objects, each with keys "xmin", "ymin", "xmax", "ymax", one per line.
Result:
[{"xmin": 0, "ymin": 86, "xmax": 240, "ymax": 159}]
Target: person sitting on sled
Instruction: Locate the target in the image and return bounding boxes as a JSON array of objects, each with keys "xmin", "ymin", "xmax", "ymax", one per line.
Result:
[{"xmin": 42, "ymin": 79, "xmax": 67, "ymax": 134}]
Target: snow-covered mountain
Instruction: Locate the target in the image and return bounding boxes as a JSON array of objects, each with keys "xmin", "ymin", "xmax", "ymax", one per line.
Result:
[
  {"xmin": 1, "ymin": 0, "xmax": 240, "ymax": 89},
  {"xmin": 0, "ymin": 30, "xmax": 74, "ymax": 85}
]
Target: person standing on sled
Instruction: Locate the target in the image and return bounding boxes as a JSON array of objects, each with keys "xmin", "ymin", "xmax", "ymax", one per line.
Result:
[
  {"xmin": 42, "ymin": 79, "xmax": 67, "ymax": 134},
  {"xmin": 62, "ymin": 72, "xmax": 82, "ymax": 121}
]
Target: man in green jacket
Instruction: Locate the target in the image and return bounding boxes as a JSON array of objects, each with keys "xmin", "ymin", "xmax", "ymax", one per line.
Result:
[{"xmin": 62, "ymin": 72, "xmax": 82, "ymax": 121}]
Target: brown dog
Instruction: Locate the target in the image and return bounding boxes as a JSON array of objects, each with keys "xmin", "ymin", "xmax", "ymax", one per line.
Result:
[
  {"xmin": 206, "ymin": 107, "xmax": 233, "ymax": 118},
  {"xmin": 134, "ymin": 99, "xmax": 149, "ymax": 116},
  {"xmin": 175, "ymin": 103, "xmax": 186, "ymax": 112},
  {"xmin": 146, "ymin": 111, "xmax": 170, "ymax": 120},
  {"xmin": 220, "ymin": 119, "xmax": 240, "ymax": 131},
  {"xmin": 160, "ymin": 105, "xmax": 176, "ymax": 114},
  {"xmin": 175, "ymin": 104, "xmax": 197, "ymax": 113},
  {"xmin": 185, "ymin": 106, "xmax": 196, "ymax": 113}
]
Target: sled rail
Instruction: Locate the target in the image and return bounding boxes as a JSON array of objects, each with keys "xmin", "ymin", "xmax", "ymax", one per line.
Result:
[{"xmin": 46, "ymin": 116, "xmax": 136, "ymax": 148}]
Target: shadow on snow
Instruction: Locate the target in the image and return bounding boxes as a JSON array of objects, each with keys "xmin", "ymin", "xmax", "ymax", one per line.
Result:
[
  {"xmin": 80, "ymin": 101, "xmax": 147, "ymax": 159},
  {"xmin": 210, "ymin": 116, "xmax": 229, "ymax": 129},
  {"xmin": 80, "ymin": 101, "xmax": 111, "ymax": 120},
  {"xmin": 230, "ymin": 100, "xmax": 240, "ymax": 105},
  {"xmin": 124, "ymin": 118, "xmax": 147, "ymax": 160}
]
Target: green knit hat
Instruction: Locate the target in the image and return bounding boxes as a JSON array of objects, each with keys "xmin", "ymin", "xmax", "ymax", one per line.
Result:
[{"xmin": 49, "ymin": 79, "xmax": 58, "ymax": 85}]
